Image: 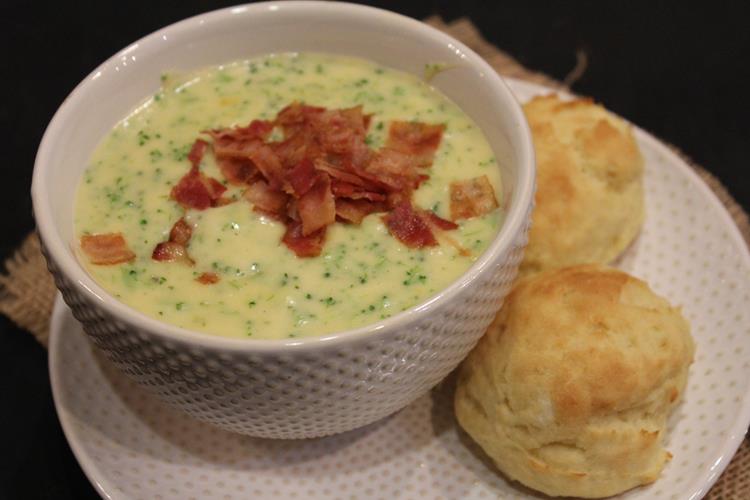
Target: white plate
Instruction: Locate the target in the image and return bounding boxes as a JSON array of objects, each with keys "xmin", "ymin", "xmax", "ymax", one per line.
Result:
[{"xmin": 49, "ymin": 79, "xmax": 750, "ymax": 500}]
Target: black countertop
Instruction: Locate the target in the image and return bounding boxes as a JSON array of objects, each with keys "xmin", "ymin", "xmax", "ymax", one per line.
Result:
[{"xmin": 1, "ymin": 2, "xmax": 747, "ymax": 498}]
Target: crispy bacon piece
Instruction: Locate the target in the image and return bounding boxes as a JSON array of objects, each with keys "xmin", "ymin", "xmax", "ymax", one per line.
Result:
[
  {"xmin": 449, "ymin": 175, "xmax": 499, "ymax": 220},
  {"xmin": 282, "ymin": 220, "xmax": 326, "ymax": 258},
  {"xmin": 382, "ymin": 202, "xmax": 438, "ymax": 248},
  {"xmin": 387, "ymin": 121, "xmax": 445, "ymax": 167},
  {"xmin": 207, "ymin": 120, "xmax": 276, "ymax": 187},
  {"xmin": 216, "ymin": 157, "xmax": 258, "ymax": 185},
  {"xmin": 238, "ymin": 119, "xmax": 274, "ymax": 140},
  {"xmin": 330, "ymin": 181, "xmax": 387, "ymax": 202},
  {"xmin": 288, "ymin": 158, "xmax": 318, "ymax": 196},
  {"xmin": 276, "ymin": 102, "xmax": 326, "ymax": 136},
  {"xmin": 207, "ymin": 119, "xmax": 273, "ymax": 142},
  {"xmin": 244, "ymin": 179, "xmax": 288, "ymax": 218},
  {"xmin": 335, "ymin": 198, "xmax": 387, "ymax": 224},
  {"xmin": 210, "ymin": 136, "xmax": 263, "ymax": 160},
  {"xmin": 273, "ymin": 130, "xmax": 319, "ymax": 169},
  {"xmin": 364, "ymin": 148, "xmax": 422, "ymax": 194},
  {"xmin": 298, "ymin": 173, "xmax": 336, "ymax": 236},
  {"xmin": 249, "ymin": 143, "xmax": 286, "ymax": 190},
  {"xmin": 80, "ymin": 233, "xmax": 135, "ymax": 265},
  {"xmin": 169, "ymin": 217, "xmax": 193, "ymax": 246},
  {"xmin": 187, "ymin": 139, "xmax": 209, "ymax": 168},
  {"xmin": 152, "ymin": 217, "xmax": 195, "ymax": 265},
  {"xmin": 152, "ymin": 241, "xmax": 194, "ymax": 265},
  {"xmin": 171, "ymin": 165, "xmax": 227, "ymax": 210},
  {"xmin": 315, "ymin": 159, "xmax": 370, "ymax": 188},
  {"xmin": 201, "ymin": 104, "xmax": 459, "ymax": 255},
  {"xmin": 196, "ymin": 272, "xmax": 220, "ymax": 284},
  {"xmin": 314, "ymin": 106, "xmax": 369, "ymax": 154},
  {"xmin": 205, "ymin": 120, "xmax": 273, "ymax": 160}
]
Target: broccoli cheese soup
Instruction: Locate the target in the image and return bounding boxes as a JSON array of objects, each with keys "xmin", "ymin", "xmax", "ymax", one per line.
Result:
[{"xmin": 74, "ymin": 53, "xmax": 503, "ymax": 340}]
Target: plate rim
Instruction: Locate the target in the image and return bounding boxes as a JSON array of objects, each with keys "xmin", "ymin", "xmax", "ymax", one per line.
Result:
[{"xmin": 49, "ymin": 77, "xmax": 750, "ymax": 500}]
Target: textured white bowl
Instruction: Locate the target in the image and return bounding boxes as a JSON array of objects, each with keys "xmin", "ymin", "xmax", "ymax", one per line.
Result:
[{"xmin": 31, "ymin": 1, "xmax": 535, "ymax": 438}]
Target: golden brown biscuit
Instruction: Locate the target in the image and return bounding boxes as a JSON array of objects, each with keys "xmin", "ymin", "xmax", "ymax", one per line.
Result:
[
  {"xmin": 520, "ymin": 95, "xmax": 644, "ymax": 276},
  {"xmin": 455, "ymin": 265, "xmax": 694, "ymax": 498}
]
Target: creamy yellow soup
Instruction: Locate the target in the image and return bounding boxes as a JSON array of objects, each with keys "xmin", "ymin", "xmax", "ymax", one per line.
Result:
[{"xmin": 74, "ymin": 53, "xmax": 502, "ymax": 339}]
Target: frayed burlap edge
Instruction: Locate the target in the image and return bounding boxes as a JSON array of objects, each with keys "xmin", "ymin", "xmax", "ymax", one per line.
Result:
[
  {"xmin": 1, "ymin": 15, "xmax": 746, "ymax": 499},
  {"xmin": 0, "ymin": 234, "xmax": 53, "ymax": 346}
]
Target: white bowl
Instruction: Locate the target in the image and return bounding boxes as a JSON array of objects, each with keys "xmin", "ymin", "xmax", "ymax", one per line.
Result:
[{"xmin": 31, "ymin": 1, "xmax": 535, "ymax": 439}]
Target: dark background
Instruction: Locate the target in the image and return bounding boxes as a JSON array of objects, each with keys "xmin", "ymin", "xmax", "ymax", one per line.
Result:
[{"xmin": 1, "ymin": 1, "xmax": 748, "ymax": 498}]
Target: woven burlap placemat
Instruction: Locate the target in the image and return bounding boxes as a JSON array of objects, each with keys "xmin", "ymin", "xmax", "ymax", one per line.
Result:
[{"xmin": 1, "ymin": 16, "xmax": 747, "ymax": 499}]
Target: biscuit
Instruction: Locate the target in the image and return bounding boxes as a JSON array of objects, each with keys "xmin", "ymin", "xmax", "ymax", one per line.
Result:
[
  {"xmin": 455, "ymin": 265, "xmax": 694, "ymax": 498},
  {"xmin": 520, "ymin": 95, "xmax": 644, "ymax": 276}
]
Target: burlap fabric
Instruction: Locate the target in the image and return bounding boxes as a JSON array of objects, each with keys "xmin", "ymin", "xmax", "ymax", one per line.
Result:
[{"xmin": 1, "ymin": 16, "xmax": 746, "ymax": 499}]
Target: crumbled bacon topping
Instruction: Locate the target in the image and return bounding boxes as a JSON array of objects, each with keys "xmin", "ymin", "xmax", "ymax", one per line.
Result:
[
  {"xmin": 162, "ymin": 102, "xmax": 494, "ymax": 258},
  {"xmin": 187, "ymin": 138, "xmax": 209, "ymax": 168},
  {"xmin": 387, "ymin": 121, "xmax": 446, "ymax": 167},
  {"xmin": 282, "ymin": 220, "xmax": 326, "ymax": 258},
  {"xmin": 171, "ymin": 140, "xmax": 228, "ymax": 211},
  {"xmin": 449, "ymin": 175, "xmax": 499, "ymax": 220},
  {"xmin": 197, "ymin": 103, "xmax": 457, "ymax": 256},
  {"xmin": 81, "ymin": 104, "xmax": 497, "ymax": 272},
  {"xmin": 196, "ymin": 272, "xmax": 220, "ymax": 285},
  {"xmin": 80, "ymin": 233, "xmax": 135, "ymax": 265},
  {"xmin": 152, "ymin": 217, "xmax": 195, "ymax": 265},
  {"xmin": 382, "ymin": 202, "xmax": 438, "ymax": 248},
  {"xmin": 169, "ymin": 217, "xmax": 193, "ymax": 246}
]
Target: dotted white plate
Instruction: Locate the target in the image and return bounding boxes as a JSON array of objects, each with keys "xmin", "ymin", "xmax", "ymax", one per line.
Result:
[{"xmin": 49, "ymin": 79, "xmax": 750, "ymax": 500}]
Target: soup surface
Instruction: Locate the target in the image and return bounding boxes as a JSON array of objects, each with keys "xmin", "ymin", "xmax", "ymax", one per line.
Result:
[{"xmin": 74, "ymin": 53, "xmax": 502, "ymax": 339}]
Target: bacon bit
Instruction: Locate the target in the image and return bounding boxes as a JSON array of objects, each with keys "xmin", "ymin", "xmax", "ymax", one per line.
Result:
[
  {"xmin": 364, "ymin": 148, "xmax": 421, "ymax": 194},
  {"xmin": 169, "ymin": 217, "xmax": 193, "ymax": 246},
  {"xmin": 382, "ymin": 202, "xmax": 438, "ymax": 248},
  {"xmin": 387, "ymin": 121, "xmax": 445, "ymax": 167},
  {"xmin": 152, "ymin": 241, "xmax": 194, "ymax": 265},
  {"xmin": 298, "ymin": 173, "xmax": 336, "ymax": 236},
  {"xmin": 80, "ymin": 233, "xmax": 135, "ymax": 265},
  {"xmin": 171, "ymin": 165, "xmax": 227, "ymax": 210},
  {"xmin": 216, "ymin": 157, "xmax": 258, "ymax": 185},
  {"xmin": 336, "ymin": 199, "xmax": 387, "ymax": 224},
  {"xmin": 288, "ymin": 158, "xmax": 318, "ymax": 196},
  {"xmin": 207, "ymin": 119, "xmax": 273, "ymax": 142},
  {"xmin": 315, "ymin": 159, "xmax": 370, "ymax": 188},
  {"xmin": 201, "ymin": 105, "xmax": 471, "ymax": 255},
  {"xmin": 450, "ymin": 175, "xmax": 499, "ymax": 220},
  {"xmin": 242, "ymin": 119, "xmax": 274, "ymax": 139},
  {"xmin": 330, "ymin": 181, "xmax": 387, "ymax": 202},
  {"xmin": 173, "ymin": 139, "xmax": 226, "ymax": 210},
  {"xmin": 152, "ymin": 218, "xmax": 195, "ymax": 265},
  {"xmin": 276, "ymin": 102, "xmax": 326, "ymax": 135},
  {"xmin": 210, "ymin": 135, "xmax": 264, "ymax": 160},
  {"xmin": 187, "ymin": 139, "xmax": 209, "ymax": 168},
  {"xmin": 314, "ymin": 106, "xmax": 369, "ymax": 154},
  {"xmin": 205, "ymin": 120, "xmax": 273, "ymax": 162},
  {"xmin": 196, "ymin": 272, "xmax": 220, "ymax": 285},
  {"xmin": 282, "ymin": 220, "xmax": 326, "ymax": 257},
  {"xmin": 244, "ymin": 179, "xmax": 288, "ymax": 218},
  {"xmin": 272, "ymin": 130, "xmax": 320, "ymax": 169},
  {"xmin": 249, "ymin": 144, "xmax": 286, "ymax": 190}
]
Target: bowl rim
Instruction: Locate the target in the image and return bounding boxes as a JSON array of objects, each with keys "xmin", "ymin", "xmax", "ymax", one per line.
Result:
[{"xmin": 31, "ymin": 0, "xmax": 535, "ymax": 352}]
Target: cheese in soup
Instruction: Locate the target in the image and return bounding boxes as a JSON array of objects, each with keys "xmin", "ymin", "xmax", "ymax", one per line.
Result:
[{"xmin": 74, "ymin": 53, "xmax": 502, "ymax": 340}]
